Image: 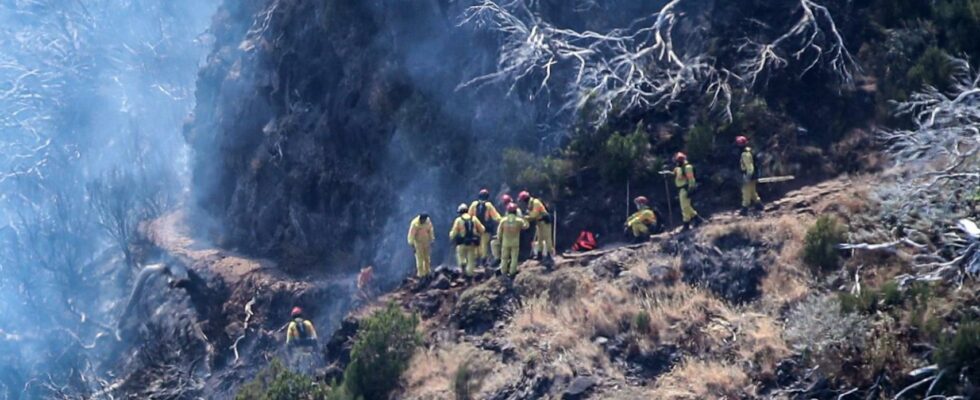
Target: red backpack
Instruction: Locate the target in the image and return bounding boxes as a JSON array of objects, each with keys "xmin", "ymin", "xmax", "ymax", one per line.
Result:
[{"xmin": 571, "ymin": 230, "xmax": 597, "ymax": 252}]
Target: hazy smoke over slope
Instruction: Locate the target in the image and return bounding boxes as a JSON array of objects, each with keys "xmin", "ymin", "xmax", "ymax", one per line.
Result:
[{"xmin": 0, "ymin": 1, "xmax": 216, "ymax": 397}]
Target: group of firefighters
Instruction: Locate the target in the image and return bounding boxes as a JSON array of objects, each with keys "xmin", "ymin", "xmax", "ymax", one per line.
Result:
[
  {"xmin": 407, "ymin": 135, "xmax": 765, "ymax": 280},
  {"xmin": 286, "ymin": 135, "xmax": 765, "ymax": 348}
]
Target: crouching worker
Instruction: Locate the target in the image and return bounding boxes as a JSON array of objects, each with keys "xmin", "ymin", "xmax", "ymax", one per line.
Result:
[
  {"xmin": 286, "ymin": 307, "xmax": 318, "ymax": 347},
  {"xmin": 497, "ymin": 203, "xmax": 529, "ymax": 277},
  {"xmin": 626, "ymin": 196, "xmax": 659, "ymax": 243},
  {"xmin": 286, "ymin": 306, "xmax": 318, "ymax": 373}
]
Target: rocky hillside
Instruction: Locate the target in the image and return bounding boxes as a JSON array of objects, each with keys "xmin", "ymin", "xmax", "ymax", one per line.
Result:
[
  {"xmin": 183, "ymin": 0, "xmax": 929, "ymax": 276},
  {"xmin": 253, "ymin": 175, "xmax": 972, "ymax": 399}
]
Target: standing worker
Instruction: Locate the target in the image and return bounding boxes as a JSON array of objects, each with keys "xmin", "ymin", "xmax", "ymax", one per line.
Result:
[
  {"xmin": 491, "ymin": 194, "xmax": 520, "ymax": 269},
  {"xmin": 737, "ymin": 136, "xmax": 763, "ymax": 215},
  {"xmin": 450, "ymin": 203, "xmax": 485, "ymax": 277},
  {"xmin": 407, "ymin": 213, "xmax": 435, "ymax": 278},
  {"xmin": 673, "ymin": 152, "xmax": 701, "ymax": 230},
  {"xmin": 497, "ymin": 203, "xmax": 529, "ymax": 276},
  {"xmin": 625, "ymin": 196, "xmax": 659, "ymax": 242},
  {"xmin": 519, "ymin": 191, "xmax": 555, "ymax": 263},
  {"xmin": 469, "ymin": 189, "xmax": 501, "ymax": 266}
]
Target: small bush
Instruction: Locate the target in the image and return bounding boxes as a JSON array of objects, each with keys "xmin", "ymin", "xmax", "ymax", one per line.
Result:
[
  {"xmin": 634, "ymin": 310, "xmax": 652, "ymax": 334},
  {"xmin": 785, "ymin": 295, "xmax": 869, "ymax": 378},
  {"xmin": 452, "ymin": 360, "xmax": 477, "ymax": 400},
  {"xmin": 684, "ymin": 122, "xmax": 716, "ymax": 162},
  {"xmin": 803, "ymin": 216, "xmax": 846, "ymax": 272},
  {"xmin": 935, "ymin": 320, "xmax": 980, "ymax": 385},
  {"xmin": 907, "ymin": 47, "xmax": 954, "ymax": 91},
  {"xmin": 236, "ymin": 359, "xmax": 331, "ymax": 400},
  {"xmin": 344, "ymin": 302, "xmax": 422, "ymax": 400},
  {"xmin": 599, "ymin": 124, "xmax": 655, "ymax": 182},
  {"xmin": 879, "ymin": 281, "xmax": 902, "ymax": 307},
  {"xmin": 838, "ymin": 289, "xmax": 880, "ymax": 314},
  {"xmin": 501, "ymin": 148, "xmax": 573, "ymax": 199}
]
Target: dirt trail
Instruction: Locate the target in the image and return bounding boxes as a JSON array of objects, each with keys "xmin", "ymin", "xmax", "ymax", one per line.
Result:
[{"xmin": 145, "ymin": 209, "xmax": 273, "ymax": 284}]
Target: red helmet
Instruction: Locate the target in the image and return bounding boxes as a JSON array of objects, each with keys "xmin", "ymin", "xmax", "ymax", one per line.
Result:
[
  {"xmin": 291, "ymin": 307, "xmax": 303, "ymax": 318},
  {"xmin": 478, "ymin": 188, "xmax": 490, "ymax": 200},
  {"xmin": 518, "ymin": 191, "xmax": 531, "ymax": 202},
  {"xmin": 735, "ymin": 136, "xmax": 749, "ymax": 146},
  {"xmin": 506, "ymin": 203, "xmax": 519, "ymax": 213},
  {"xmin": 501, "ymin": 194, "xmax": 513, "ymax": 204},
  {"xmin": 674, "ymin": 152, "xmax": 687, "ymax": 163},
  {"xmin": 634, "ymin": 196, "xmax": 648, "ymax": 205}
]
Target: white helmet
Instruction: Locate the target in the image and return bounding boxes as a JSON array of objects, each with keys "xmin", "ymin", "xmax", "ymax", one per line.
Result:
[{"xmin": 457, "ymin": 203, "xmax": 469, "ymax": 214}]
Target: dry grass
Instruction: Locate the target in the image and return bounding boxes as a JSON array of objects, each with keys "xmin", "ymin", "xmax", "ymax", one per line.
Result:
[
  {"xmin": 732, "ymin": 312, "xmax": 790, "ymax": 379},
  {"xmin": 647, "ymin": 359, "xmax": 754, "ymax": 399},
  {"xmin": 402, "ymin": 343, "xmax": 515, "ymax": 400}
]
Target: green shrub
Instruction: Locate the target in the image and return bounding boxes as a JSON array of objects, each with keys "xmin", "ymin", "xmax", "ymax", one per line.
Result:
[
  {"xmin": 501, "ymin": 148, "xmax": 573, "ymax": 199},
  {"xmin": 907, "ymin": 47, "xmax": 954, "ymax": 91},
  {"xmin": 935, "ymin": 320, "xmax": 980, "ymax": 385},
  {"xmin": 453, "ymin": 360, "xmax": 477, "ymax": 400},
  {"xmin": 633, "ymin": 310, "xmax": 652, "ymax": 334},
  {"xmin": 803, "ymin": 216, "xmax": 846, "ymax": 272},
  {"xmin": 343, "ymin": 302, "xmax": 421, "ymax": 400},
  {"xmin": 684, "ymin": 122, "xmax": 716, "ymax": 162},
  {"xmin": 838, "ymin": 289, "xmax": 880, "ymax": 315},
  {"xmin": 599, "ymin": 124, "xmax": 655, "ymax": 182},
  {"xmin": 880, "ymin": 281, "xmax": 903, "ymax": 307},
  {"xmin": 236, "ymin": 359, "xmax": 332, "ymax": 400}
]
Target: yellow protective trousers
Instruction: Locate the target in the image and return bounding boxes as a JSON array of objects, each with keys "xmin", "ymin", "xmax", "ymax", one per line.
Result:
[
  {"xmin": 456, "ymin": 244, "xmax": 479, "ymax": 276},
  {"xmin": 534, "ymin": 222, "xmax": 555, "ymax": 257},
  {"xmin": 477, "ymin": 232, "xmax": 492, "ymax": 260},
  {"xmin": 490, "ymin": 236, "xmax": 501, "ymax": 261},
  {"xmin": 414, "ymin": 243, "xmax": 431, "ymax": 277},
  {"xmin": 500, "ymin": 243, "xmax": 520, "ymax": 275},
  {"xmin": 742, "ymin": 180, "xmax": 762, "ymax": 208},
  {"xmin": 631, "ymin": 223, "xmax": 650, "ymax": 238},
  {"xmin": 679, "ymin": 188, "xmax": 698, "ymax": 223}
]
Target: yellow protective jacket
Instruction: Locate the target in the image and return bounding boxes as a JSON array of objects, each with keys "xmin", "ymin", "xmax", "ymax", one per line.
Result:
[
  {"xmin": 524, "ymin": 197, "xmax": 550, "ymax": 223},
  {"xmin": 496, "ymin": 214, "xmax": 529, "ymax": 247},
  {"xmin": 627, "ymin": 207, "xmax": 657, "ymax": 230},
  {"xmin": 286, "ymin": 318, "xmax": 318, "ymax": 344},
  {"xmin": 469, "ymin": 200, "xmax": 501, "ymax": 230},
  {"xmin": 674, "ymin": 162, "xmax": 696, "ymax": 189},
  {"xmin": 740, "ymin": 147, "xmax": 756, "ymax": 178},
  {"xmin": 449, "ymin": 214, "xmax": 485, "ymax": 243},
  {"xmin": 407, "ymin": 216, "xmax": 434, "ymax": 246}
]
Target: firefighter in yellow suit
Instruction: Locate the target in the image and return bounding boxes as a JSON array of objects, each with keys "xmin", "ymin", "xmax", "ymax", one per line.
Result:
[
  {"xmin": 450, "ymin": 203, "xmax": 485, "ymax": 276},
  {"xmin": 626, "ymin": 196, "xmax": 658, "ymax": 241},
  {"xmin": 469, "ymin": 189, "xmax": 501, "ymax": 266},
  {"xmin": 736, "ymin": 135, "xmax": 763, "ymax": 215},
  {"xmin": 497, "ymin": 203, "xmax": 529, "ymax": 276},
  {"xmin": 673, "ymin": 152, "xmax": 700, "ymax": 230},
  {"xmin": 490, "ymin": 194, "xmax": 520, "ymax": 265},
  {"xmin": 286, "ymin": 307, "xmax": 318, "ymax": 346},
  {"xmin": 519, "ymin": 191, "xmax": 554, "ymax": 262},
  {"xmin": 407, "ymin": 213, "xmax": 434, "ymax": 277}
]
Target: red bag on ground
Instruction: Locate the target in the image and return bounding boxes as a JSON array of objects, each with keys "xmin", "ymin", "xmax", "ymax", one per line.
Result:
[{"xmin": 571, "ymin": 230, "xmax": 597, "ymax": 252}]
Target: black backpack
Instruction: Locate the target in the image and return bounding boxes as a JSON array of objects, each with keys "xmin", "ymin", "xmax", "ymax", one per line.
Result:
[
  {"xmin": 455, "ymin": 218, "xmax": 481, "ymax": 245},
  {"xmin": 475, "ymin": 201, "xmax": 498, "ymax": 233},
  {"xmin": 295, "ymin": 318, "xmax": 310, "ymax": 339}
]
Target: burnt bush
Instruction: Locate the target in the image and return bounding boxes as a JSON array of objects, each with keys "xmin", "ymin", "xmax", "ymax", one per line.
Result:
[{"xmin": 681, "ymin": 244, "xmax": 765, "ymax": 304}]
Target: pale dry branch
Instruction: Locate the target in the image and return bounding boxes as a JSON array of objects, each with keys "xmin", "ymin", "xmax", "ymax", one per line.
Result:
[{"xmin": 738, "ymin": 0, "xmax": 858, "ymax": 86}]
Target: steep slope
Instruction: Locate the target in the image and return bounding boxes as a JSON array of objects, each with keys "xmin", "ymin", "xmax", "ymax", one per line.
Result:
[{"xmin": 321, "ymin": 176, "xmax": 890, "ymax": 399}]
